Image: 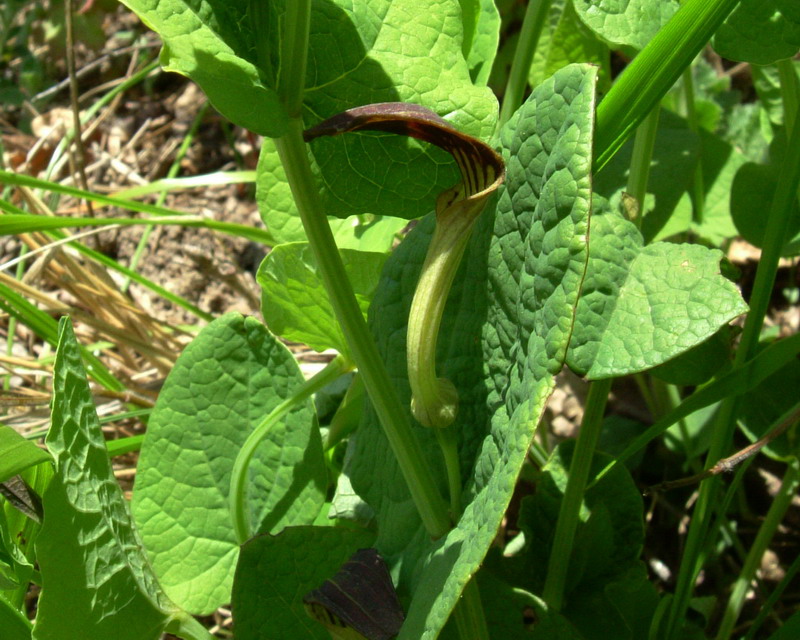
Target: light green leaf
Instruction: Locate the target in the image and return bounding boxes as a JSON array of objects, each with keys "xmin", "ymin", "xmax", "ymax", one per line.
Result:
[
  {"xmin": 118, "ymin": 0, "xmax": 288, "ymax": 137},
  {"xmin": 528, "ymin": 0, "xmax": 610, "ymax": 90},
  {"xmin": 347, "ymin": 64, "xmax": 598, "ymax": 639},
  {"xmin": 33, "ymin": 318, "xmax": 173, "ymax": 640},
  {"xmin": 567, "ymin": 203, "xmax": 748, "ymax": 379},
  {"xmin": 258, "ymin": 243, "xmax": 388, "ymax": 353},
  {"xmin": 572, "ymin": 0, "xmax": 680, "ymax": 51},
  {"xmin": 258, "ymin": 0, "xmax": 498, "ymax": 223},
  {"xmin": 258, "ymin": 141, "xmax": 408, "ymax": 248},
  {"xmin": 0, "ymin": 426, "xmax": 50, "ymax": 484},
  {"xmin": 132, "ymin": 313, "xmax": 325, "ymax": 615},
  {"xmin": 713, "ymin": 0, "xmax": 800, "ymax": 65},
  {"xmin": 231, "ymin": 526, "xmax": 375, "ymax": 640}
]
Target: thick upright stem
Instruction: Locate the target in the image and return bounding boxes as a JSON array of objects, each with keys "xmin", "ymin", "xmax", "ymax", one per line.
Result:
[
  {"xmin": 274, "ymin": 120, "xmax": 450, "ymax": 538},
  {"xmin": 273, "ymin": 0, "xmax": 450, "ymax": 540}
]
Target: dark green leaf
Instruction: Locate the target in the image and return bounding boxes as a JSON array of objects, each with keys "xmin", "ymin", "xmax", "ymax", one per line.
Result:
[
  {"xmin": 731, "ymin": 161, "xmax": 800, "ymax": 256},
  {"xmin": 232, "ymin": 526, "xmax": 375, "ymax": 640},
  {"xmin": 33, "ymin": 318, "xmax": 173, "ymax": 640},
  {"xmin": 713, "ymin": 0, "xmax": 800, "ymax": 65},
  {"xmin": 507, "ymin": 442, "xmax": 657, "ymax": 640}
]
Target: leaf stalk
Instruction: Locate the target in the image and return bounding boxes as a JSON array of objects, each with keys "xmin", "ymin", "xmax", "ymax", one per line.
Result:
[{"xmin": 230, "ymin": 355, "xmax": 353, "ymax": 544}]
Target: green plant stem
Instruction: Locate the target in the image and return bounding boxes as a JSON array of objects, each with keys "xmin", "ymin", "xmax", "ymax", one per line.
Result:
[
  {"xmin": 590, "ymin": 333, "xmax": 800, "ymax": 490},
  {"xmin": 230, "ymin": 355, "xmax": 353, "ymax": 544},
  {"xmin": 0, "ymin": 208, "xmax": 275, "ymax": 247},
  {"xmin": 737, "ymin": 98, "xmax": 800, "ymax": 364},
  {"xmin": 274, "ymin": 119, "xmax": 450, "ymax": 539},
  {"xmin": 275, "ymin": 6, "xmax": 487, "ymax": 635},
  {"xmin": 435, "ymin": 426, "xmax": 462, "ymax": 519},
  {"xmin": 716, "ymin": 458, "xmax": 800, "ymax": 640},
  {"xmin": 542, "ymin": 377, "xmax": 612, "ymax": 611},
  {"xmin": 681, "ymin": 66, "xmax": 705, "ymax": 224},
  {"xmin": 665, "ymin": 97, "xmax": 800, "ymax": 640},
  {"xmin": 4, "ymin": 239, "xmax": 29, "ymax": 391},
  {"xmin": 453, "ymin": 577, "xmax": 490, "ymax": 640},
  {"xmin": 632, "ymin": 373, "xmax": 657, "ymax": 416},
  {"xmin": 594, "ymin": 0, "xmax": 739, "ymax": 171},
  {"xmin": 497, "ymin": 0, "xmax": 551, "ymax": 129},
  {"xmin": 777, "ymin": 58, "xmax": 799, "ymax": 133},
  {"xmin": 626, "ymin": 107, "xmax": 660, "ymax": 229},
  {"xmin": 272, "ymin": 1, "xmax": 451, "ymax": 539},
  {"xmin": 777, "ymin": 58, "xmax": 800, "ymax": 206}
]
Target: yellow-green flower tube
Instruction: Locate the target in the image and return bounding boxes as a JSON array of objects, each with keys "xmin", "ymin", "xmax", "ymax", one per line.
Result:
[{"xmin": 304, "ymin": 103, "xmax": 505, "ymax": 427}]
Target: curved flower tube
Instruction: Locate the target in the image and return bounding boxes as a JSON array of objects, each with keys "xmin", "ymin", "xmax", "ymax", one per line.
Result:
[{"xmin": 305, "ymin": 103, "xmax": 505, "ymax": 427}]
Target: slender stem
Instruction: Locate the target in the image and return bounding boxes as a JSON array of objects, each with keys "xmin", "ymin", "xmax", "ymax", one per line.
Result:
[
  {"xmin": 626, "ymin": 108, "xmax": 660, "ymax": 229},
  {"xmin": 123, "ymin": 102, "xmax": 210, "ymax": 293},
  {"xmin": 497, "ymin": 0, "xmax": 551, "ymax": 129},
  {"xmin": 665, "ymin": 97, "xmax": 800, "ymax": 640},
  {"xmin": 230, "ymin": 356, "xmax": 353, "ymax": 544},
  {"xmin": 44, "ymin": 60, "xmax": 160, "ymax": 181},
  {"xmin": 737, "ymin": 99, "xmax": 800, "ymax": 364},
  {"xmin": 716, "ymin": 458, "xmax": 800, "ymax": 640},
  {"xmin": 681, "ymin": 66, "xmax": 705, "ymax": 223},
  {"xmin": 542, "ymin": 377, "xmax": 612, "ymax": 610},
  {"xmin": 435, "ymin": 426, "xmax": 462, "ymax": 519},
  {"xmin": 777, "ymin": 58, "xmax": 800, "ymax": 207},
  {"xmin": 65, "ymin": 0, "xmax": 93, "ymax": 217},
  {"xmin": 275, "ymin": 11, "xmax": 476, "ymax": 639}
]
